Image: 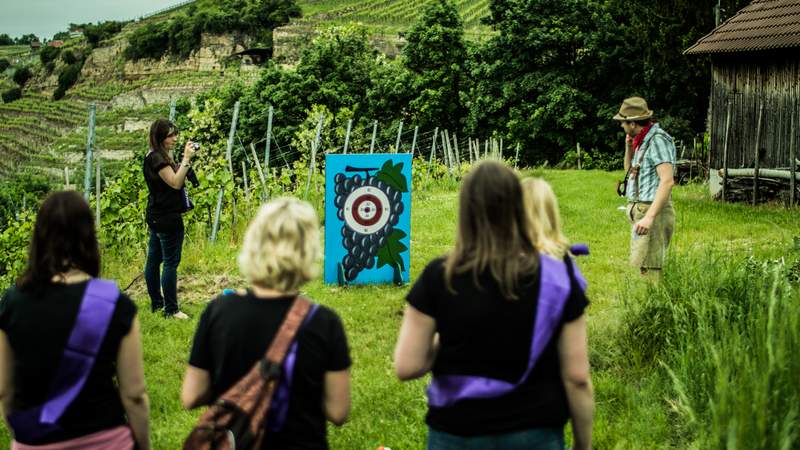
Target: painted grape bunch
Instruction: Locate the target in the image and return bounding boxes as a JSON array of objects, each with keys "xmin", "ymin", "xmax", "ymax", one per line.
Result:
[{"xmin": 334, "ymin": 171, "xmax": 404, "ymax": 281}]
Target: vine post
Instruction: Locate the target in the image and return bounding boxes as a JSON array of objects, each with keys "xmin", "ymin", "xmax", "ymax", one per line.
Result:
[
  {"xmin": 410, "ymin": 126, "xmax": 419, "ymax": 156},
  {"xmin": 249, "ymin": 143, "xmax": 268, "ymax": 200},
  {"xmin": 226, "ymin": 101, "xmax": 241, "ymax": 176},
  {"xmin": 95, "ymin": 152, "xmax": 101, "ymax": 229},
  {"xmin": 344, "ymin": 119, "xmax": 353, "ymax": 154},
  {"xmin": 210, "ymin": 189, "xmax": 224, "ymax": 242},
  {"xmin": 394, "ymin": 120, "xmax": 403, "ymax": 153},
  {"xmin": 83, "ymin": 103, "xmax": 96, "ymax": 201},
  {"xmin": 306, "ymin": 114, "xmax": 325, "ymax": 199},
  {"xmin": 168, "ymin": 99, "xmax": 176, "ymax": 122},
  {"xmin": 424, "ymin": 127, "xmax": 439, "ymax": 190},
  {"xmin": 369, "ymin": 120, "xmax": 378, "ymax": 154},
  {"xmin": 264, "ymin": 105, "xmax": 273, "ymax": 167}
]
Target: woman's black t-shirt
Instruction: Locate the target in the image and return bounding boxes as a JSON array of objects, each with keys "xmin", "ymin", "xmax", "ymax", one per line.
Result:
[
  {"xmin": 189, "ymin": 292, "xmax": 352, "ymax": 450},
  {"xmin": 406, "ymin": 257, "xmax": 588, "ymax": 436},
  {"xmin": 143, "ymin": 151, "xmax": 184, "ymax": 232},
  {"xmin": 0, "ymin": 281, "xmax": 137, "ymax": 444}
]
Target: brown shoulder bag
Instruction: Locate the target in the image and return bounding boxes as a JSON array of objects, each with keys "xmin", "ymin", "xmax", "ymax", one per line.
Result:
[{"xmin": 183, "ymin": 296, "xmax": 313, "ymax": 450}]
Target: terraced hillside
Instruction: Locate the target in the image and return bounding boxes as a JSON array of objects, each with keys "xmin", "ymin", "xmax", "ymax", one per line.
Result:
[{"xmin": 296, "ymin": 0, "xmax": 492, "ymax": 33}]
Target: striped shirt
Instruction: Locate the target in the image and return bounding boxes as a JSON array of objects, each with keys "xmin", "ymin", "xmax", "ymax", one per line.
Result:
[{"xmin": 626, "ymin": 123, "xmax": 675, "ymax": 202}]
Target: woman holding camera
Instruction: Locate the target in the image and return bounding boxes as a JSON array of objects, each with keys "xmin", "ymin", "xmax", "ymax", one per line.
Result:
[{"xmin": 143, "ymin": 118, "xmax": 197, "ymax": 319}]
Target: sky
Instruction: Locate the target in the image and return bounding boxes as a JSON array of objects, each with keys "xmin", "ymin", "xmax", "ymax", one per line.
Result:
[{"xmin": 0, "ymin": 0, "xmax": 185, "ymax": 40}]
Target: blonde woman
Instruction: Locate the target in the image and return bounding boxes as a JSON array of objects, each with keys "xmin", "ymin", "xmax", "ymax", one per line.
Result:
[
  {"xmin": 181, "ymin": 198, "xmax": 351, "ymax": 449},
  {"xmin": 521, "ymin": 177, "xmax": 570, "ymax": 258}
]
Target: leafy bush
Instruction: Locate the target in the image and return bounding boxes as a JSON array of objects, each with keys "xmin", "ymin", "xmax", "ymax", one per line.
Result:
[
  {"xmin": 0, "ymin": 34, "xmax": 13, "ymax": 46},
  {"xmin": 124, "ymin": 23, "xmax": 169, "ymax": 61},
  {"xmin": 58, "ymin": 61, "xmax": 83, "ymax": 91},
  {"xmin": 39, "ymin": 45, "xmax": 61, "ymax": 65},
  {"xmin": 0, "ymin": 58, "xmax": 9, "ymax": 72},
  {"xmin": 61, "ymin": 50, "xmax": 77, "ymax": 65},
  {"xmin": 52, "ymin": 86, "xmax": 66, "ymax": 100},
  {"xmin": 83, "ymin": 21, "xmax": 127, "ymax": 47},
  {"xmin": 2, "ymin": 87, "xmax": 22, "ymax": 103},
  {"xmin": 12, "ymin": 66, "xmax": 31, "ymax": 86}
]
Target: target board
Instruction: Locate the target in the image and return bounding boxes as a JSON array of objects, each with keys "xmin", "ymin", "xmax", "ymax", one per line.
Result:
[{"xmin": 324, "ymin": 153, "xmax": 412, "ymax": 285}]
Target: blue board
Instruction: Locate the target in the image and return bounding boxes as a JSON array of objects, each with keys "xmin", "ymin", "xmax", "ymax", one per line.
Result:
[{"xmin": 324, "ymin": 153, "xmax": 412, "ymax": 285}]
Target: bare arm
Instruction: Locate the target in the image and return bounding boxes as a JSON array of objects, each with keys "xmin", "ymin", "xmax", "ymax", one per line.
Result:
[
  {"xmin": 0, "ymin": 330, "xmax": 13, "ymax": 420},
  {"xmin": 157, "ymin": 142, "xmax": 196, "ymax": 190},
  {"xmin": 181, "ymin": 365, "xmax": 212, "ymax": 410},
  {"xmin": 394, "ymin": 305, "xmax": 438, "ymax": 381},
  {"xmin": 323, "ymin": 369, "xmax": 350, "ymax": 426},
  {"xmin": 558, "ymin": 316, "xmax": 594, "ymax": 450},
  {"xmin": 634, "ymin": 163, "xmax": 674, "ymax": 235},
  {"xmin": 623, "ymin": 135, "xmax": 633, "ymax": 172},
  {"xmin": 116, "ymin": 317, "xmax": 150, "ymax": 450}
]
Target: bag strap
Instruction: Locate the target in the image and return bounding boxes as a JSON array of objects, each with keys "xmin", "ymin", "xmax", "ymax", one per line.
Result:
[{"xmin": 259, "ymin": 296, "xmax": 313, "ymax": 378}]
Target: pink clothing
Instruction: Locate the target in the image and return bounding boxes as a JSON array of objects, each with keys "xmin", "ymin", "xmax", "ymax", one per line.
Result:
[{"xmin": 11, "ymin": 425, "xmax": 134, "ymax": 450}]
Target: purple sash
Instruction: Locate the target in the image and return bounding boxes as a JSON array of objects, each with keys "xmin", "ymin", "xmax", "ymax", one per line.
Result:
[
  {"xmin": 427, "ymin": 253, "xmax": 587, "ymax": 408},
  {"xmin": 266, "ymin": 303, "xmax": 319, "ymax": 432},
  {"xmin": 8, "ymin": 279, "xmax": 120, "ymax": 442}
]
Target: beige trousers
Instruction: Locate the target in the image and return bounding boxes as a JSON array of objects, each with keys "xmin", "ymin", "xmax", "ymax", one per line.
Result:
[{"xmin": 627, "ymin": 201, "xmax": 675, "ymax": 270}]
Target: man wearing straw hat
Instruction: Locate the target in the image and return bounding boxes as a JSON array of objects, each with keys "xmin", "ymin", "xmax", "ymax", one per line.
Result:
[{"xmin": 614, "ymin": 96, "xmax": 676, "ymax": 275}]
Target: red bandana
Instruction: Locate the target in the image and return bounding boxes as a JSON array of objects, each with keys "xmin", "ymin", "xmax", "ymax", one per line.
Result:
[{"xmin": 632, "ymin": 123, "xmax": 653, "ymax": 151}]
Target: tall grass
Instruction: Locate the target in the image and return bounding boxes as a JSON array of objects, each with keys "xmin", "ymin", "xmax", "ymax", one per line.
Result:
[{"xmin": 618, "ymin": 250, "xmax": 800, "ymax": 449}]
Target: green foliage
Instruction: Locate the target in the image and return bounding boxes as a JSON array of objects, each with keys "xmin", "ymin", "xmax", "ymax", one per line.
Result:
[
  {"xmin": 125, "ymin": 0, "xmax": 301, "ymax": 61},
  {"xmin": 61, "ymin": 50, "xmax": 77, "ymax": 65},
  {"xmin": 0, "ymin": 211, "xmax": 34, "ymax": 287},
  {"xmin": 0, "ymin": 34, "xmax": 14, "ymax": 46},
  {"xmin": 0, "ymin": 58, "xmax": 9, "ymax": 72},
  {"xmin": 2, "ymin": 87, "xmax": 22, "ymax": 103},
  {"xmin": 403, "ymin": 0, "xmax": 467, "ymax": 131},
  {"xmin": 12, "ymin": 66, "xmax": 31, "ymax": 86},
  {"xmin": 39, "ymin": 45, "xmax": 61, "ymax": 65},
  {"xmin": 14, "ymin": 34, "xmax": 38, "ymax": 45},
  {"xmin": 124, "ymin": 23, "xmax": 170, "ymax": 61},
  {"xmin": 82, "ymin": 21, "xmax": 128, "ymax": 47},
  {"xmin": 56, "ymin": 61, "xmax": 84, "ymax": 96}
]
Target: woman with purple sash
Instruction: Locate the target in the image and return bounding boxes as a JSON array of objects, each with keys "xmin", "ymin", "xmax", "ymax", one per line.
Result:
[
  {"xmin": 0, "ymin": 191, "xmax": 150, "ymax": 450},
  {"xmin": 394, "ymin": 161, "xmax": 594, "ymax": 450}
]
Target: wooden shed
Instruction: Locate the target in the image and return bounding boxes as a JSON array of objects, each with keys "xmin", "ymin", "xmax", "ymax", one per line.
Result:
[{"xmin": 685, "ymin": 0, "xmax": 799, "ymax": 203}]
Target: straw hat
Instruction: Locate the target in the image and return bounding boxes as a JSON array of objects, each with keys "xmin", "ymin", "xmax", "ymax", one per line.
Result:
[{"xmin": 613, "ymin": 97, "xmax": 653, "ymax": 121}]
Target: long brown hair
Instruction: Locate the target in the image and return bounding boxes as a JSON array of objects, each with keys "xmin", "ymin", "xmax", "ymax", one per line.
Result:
[
  {"xmin": 444, "ymin": 160, "xmax": 538, "ymax": 300},
  {"xmin": 17, "ymin": 191, "xmax": 100, "ymax": 290},
  {"xmin": 149, "ymin": 118, "xmax": 177, "ymax": 164}
]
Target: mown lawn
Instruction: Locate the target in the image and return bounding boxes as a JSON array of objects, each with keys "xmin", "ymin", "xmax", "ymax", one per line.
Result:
[{"xmin": 1, "ymin": 168, "xmax": 798, "ymax": 449}]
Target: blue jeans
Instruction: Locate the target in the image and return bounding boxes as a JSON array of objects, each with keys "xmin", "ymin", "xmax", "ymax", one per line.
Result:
[
  {"xmin": 427, "ymin": 426, "xmax": 565, "ymax": 450},
  {"xmin": 144, "ymin": 227, "xmax": 184, "ymax": 316}
]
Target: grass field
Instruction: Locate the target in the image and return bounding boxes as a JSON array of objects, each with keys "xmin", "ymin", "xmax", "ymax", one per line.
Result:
[{"xmin": 1, "ymin": 168, "xmax": 798, "ymax": 448}]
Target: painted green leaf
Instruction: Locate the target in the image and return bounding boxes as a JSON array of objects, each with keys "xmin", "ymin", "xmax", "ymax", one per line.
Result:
[
  {"xmin": 376, "ymin": 229, "xmax": 408, "ymax": 272},
  {"xmin": 375, "ymin": 160, "xmax": 408, "ymax": 193}
]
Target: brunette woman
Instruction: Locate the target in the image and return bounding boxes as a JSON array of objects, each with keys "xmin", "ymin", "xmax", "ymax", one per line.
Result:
[
  {"xmin": 143, "ymin": 118, "xmax": 197, "ymax": 319},
  {"xmin": 0, "ymin": 191, "xmax": 149, "ymax": 450},
  {"xmin": 394, "ymin": 161, "xmax": 594, "ymax": 450}
]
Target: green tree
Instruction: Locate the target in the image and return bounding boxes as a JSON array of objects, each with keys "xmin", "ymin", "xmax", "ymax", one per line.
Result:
[
  {"xmin": 403, "ymin": 0, "xmax": 467, "ymax": 132},
  {"xmin": 39, "ymin": 45, "xmax": 61, "ymax": 65},
  {"xmin": 14, "ymin": 34, "xmax": 38, "ymax": 45},
  {"xmin": 0, "ymin": 59, "xmax": 10, "ymax": 72},
  {"xmin": 0, "ymin": 34, "xmax": 14, "ymax": 45},
  {"xmin": 12, "ymin": 66, "xmax": 32, "ymax": 86}
]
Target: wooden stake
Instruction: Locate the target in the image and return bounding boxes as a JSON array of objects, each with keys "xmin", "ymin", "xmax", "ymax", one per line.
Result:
[
  {"xmin": 424, "ymin": 127, "xmax": 439, "ymax": 189},
  {"xmin": 83, "ymin": 103, "xmax": 96, "ymax": 201},
  {"xmin": 249, "ymin": 143, "xmax": 268, "ymax": 200},
  {"xmin": 343, "ymin": 119, "xmax": 352, "ymax": 154},
  {"xmin": 722, "ymin": 99, "xmax": 733, "ymax": 202},
  {"xmin": 225, "ymin": 101, "xmax": 241, "ymax": 176},
  {"xmin": 394, "ymin": 120, "xmax": 403, "ymax": 153},
  {"xmin": 95, "ymin": 152, "xmax": 100, "ymax": 229},
  {"xmin": 264, "ymin": 105, "xmax": 273, "ymax": 167},
  {"xmin": 410, "ymin": 126, "xmax": 419, "ymax": 156},
  {"xmin": 753, "ymin": 103, "xmax": 764, "ymax": 205},
  {"xmin": 369, "ymin": 120, "xmax": 378, "ymax": 154}
]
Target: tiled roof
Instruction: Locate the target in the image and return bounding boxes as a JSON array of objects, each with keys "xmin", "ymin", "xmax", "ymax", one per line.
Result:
[{"xmin": 685, "ymin": 0, "xmax": 800, "ymax": 54}]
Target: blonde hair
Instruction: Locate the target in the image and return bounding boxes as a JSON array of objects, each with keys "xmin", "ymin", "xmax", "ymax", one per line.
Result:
[
  {"xmin": 521, "ymin": 177, "xmax": 569, "ymax": 258},
  {"xmin": 238, "ymin": 197, "xmax": 321, "ymax": 292}
]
